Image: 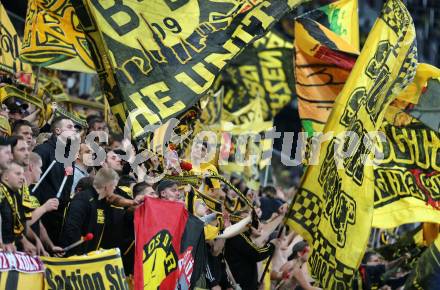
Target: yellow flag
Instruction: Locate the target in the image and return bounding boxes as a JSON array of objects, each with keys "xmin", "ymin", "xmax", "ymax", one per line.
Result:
[
  {"xmin": 70, "ymin": 0, "xmax": 308, "ymax": 142},
  {"xmin": 388, "ymin": 63, "xmax": 440, "ymax": 132},
  {"xmin": 372, "ymin": 65, "xmax": 440, "ymax": 228},
  {"xmin": 220, "ymin": 97, "xmax": 272, "ymax": 176},
  {"xmin": 222, "ymin": 26, "xmax": 296, "ymax": 121},
  {"xmin": 372, "ymin": 120, "xmax": 440, "ymax": 228},
  {"xmin": 287, "ymin": 0, "xmax": 417, "ymax": 288},
  {"xmin": 0, "ymin": 84, "xmax": 47, "ymax": 127},
  {"xmin": 0, "ymin": 3, "xmax": 32, "ymax": 74},
  {"xmin": 20, "ymin": 0, "xmax": 95, "ymax": 73}
]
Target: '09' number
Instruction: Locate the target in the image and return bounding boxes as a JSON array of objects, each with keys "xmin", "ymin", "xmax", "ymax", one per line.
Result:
[{"xmin": 151, "ymin": 17, "xmax": 182, "ymax": 39}]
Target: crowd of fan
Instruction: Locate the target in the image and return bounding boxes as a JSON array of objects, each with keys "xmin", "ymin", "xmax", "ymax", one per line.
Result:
[{"xmin": 0, "ymin": 103, "xmax": 410, "ymax": 290}]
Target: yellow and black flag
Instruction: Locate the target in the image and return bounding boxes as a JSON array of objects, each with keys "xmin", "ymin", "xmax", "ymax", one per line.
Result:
[
  {"xmin": 0, "ymin": 3, "xmax": 32, "ymax": 74},
  {"xmin": 200, "ymin": 86, "xmax": 224, "ymax": 130},
  {"xmin": 294, "ymin": 0, "xmax": 359, "ymax": 135},
  {"xmin": 286, "ymin": 0, "xmax": 417, "ymax": 288},
  {"xmin": 219, "ymin": 97, "xmax": 272, "ymax": 185},
  {"xmin": 222, "ymin": 24, "xmax": 296, "ymax": 120},
  {"xmin": 388, "ymin": 63, "xmax": 440, "ymax": 133},
  {"xmin": 20, "ymin": 0, "xmax": 95, "ymax": 73},
  {"xmin": 0, "ymin": 84, "xmax": 47, "ymax": 127},
  {"xmin": 373, "ymin": 119, "xmax": 440, "ymax": 229},
  {"xmin": 69, "ymin": 0, "xmax": 308, "ymax": 142},
  {"xmin": 372, "ymin": 64, "xmax": 440, "ymax": 229}
]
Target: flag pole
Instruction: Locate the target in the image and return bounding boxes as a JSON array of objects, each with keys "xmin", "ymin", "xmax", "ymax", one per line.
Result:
[
  {"xmin": 263, "ymin": 165, "xmax": 270, "ymax": 187},
  {"xmin": 32, "ymin": 66, "xmax": 41, "ymax": 96},
  {"xmin": 32, "ymin": 160, "xmax": 56, "ymax": 193}
]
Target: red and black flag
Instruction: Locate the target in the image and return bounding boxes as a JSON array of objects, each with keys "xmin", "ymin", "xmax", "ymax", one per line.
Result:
[{"xmin": 134, "ymin": 197, "xmax": 206, "ymax": 290}]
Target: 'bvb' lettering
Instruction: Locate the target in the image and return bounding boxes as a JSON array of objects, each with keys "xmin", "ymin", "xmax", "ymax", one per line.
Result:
[{"xmin": 91, "ymin": 0, "xmax": 139, "ymax": 36}]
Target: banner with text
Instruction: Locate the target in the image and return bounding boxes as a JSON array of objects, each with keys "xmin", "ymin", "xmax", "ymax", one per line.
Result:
[
  {"xmin": 41, "ymin": 249, "xmax": 129, "ymax": 290},
  {"xmin": 70, "ymin": 0, "xmax": 307, "ymax": 142},
  {"xmin": 287, "ymin": 0, "xmax": 417, "ymax": 288}
]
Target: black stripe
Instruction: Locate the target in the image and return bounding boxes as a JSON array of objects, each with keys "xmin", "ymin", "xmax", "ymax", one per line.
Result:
[
  {"xmin": 42, "ymin": 253, "xmax": 121, "ymax": 266},
  {"xmin": 296, "ymin": 94, "xmax": 336, "ymax": 104},
  {"xmin": 297, "ymin": 81, "xmax": 347, "ymax": 87},
  {"xmin": 297, "ymin": 17, "xmax": 338, "ymax": 50},
  {"xmin": 6, "ymin": 271, "xmax": 19, "ymax": 290}
]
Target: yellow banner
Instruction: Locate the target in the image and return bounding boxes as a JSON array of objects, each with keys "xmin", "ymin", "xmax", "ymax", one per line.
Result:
[
  {"xmin": 20, "ymin": 0, "xmax": 95, "ymax": 73},
  {"xmin": 41, "ymin": 249, "xmax": 129, "ymax": 290},
  {"xmin": 220, "ymin": 97, "xmax": 272, "ymax": 186},
  {"xmin": 372, "ymin": 64, "xmax": 440, "ymax": 228},
  {"xmin": 388, "ymin": 63, "xmax": 440, "ymax": 132},
  {"xmin": 0, "ymin": 3, "xmax": 32, "ymax": 74},
  {"xmin": 372, "ymin": 120, "xmax": 440, "ymax": 228},
  {"xmin": 70, "ymin": 0, "xmax": 308, "ymax": 142},
  {"xmin": 222, "ymin": 26, "xmax": 296, "ymax": 121},
  {"xmin": 287, "ymin": 0, "xmax": 417, "ymax": 288}
]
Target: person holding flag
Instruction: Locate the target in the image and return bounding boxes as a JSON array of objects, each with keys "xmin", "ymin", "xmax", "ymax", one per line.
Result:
[{"xmin": 33, "ymin": 116, "xmax": 77, "ymax": 244}]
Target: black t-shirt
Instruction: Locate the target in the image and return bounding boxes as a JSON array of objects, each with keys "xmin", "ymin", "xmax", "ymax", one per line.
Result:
[
  {"xmin": 0, "ymin": 183, "xmax": 28, "ymax": 244},
  {"xmin": 225, "ymin": 233, "xmax": 275, "ymax": 290},
  {"xmin": 362, "ymin": 264, "xmax": 386, "ymax": 290}
]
